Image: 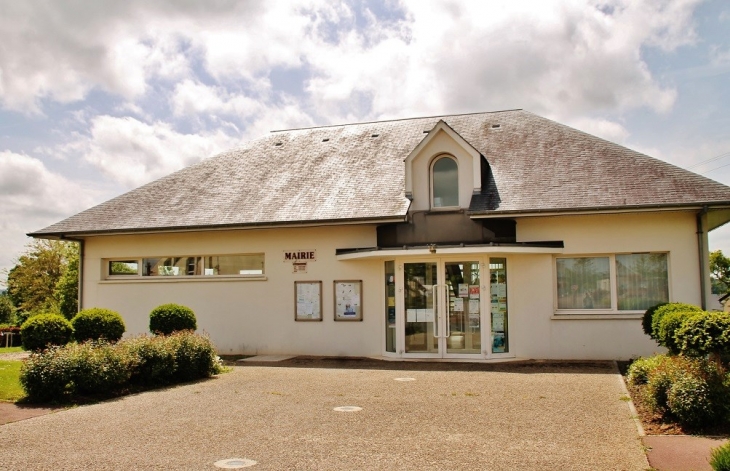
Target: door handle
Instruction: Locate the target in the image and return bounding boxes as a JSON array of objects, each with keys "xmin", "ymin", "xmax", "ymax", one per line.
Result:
[{"xmin": 432, "ymin": 285, "xmax": 439, "ymax": 338}]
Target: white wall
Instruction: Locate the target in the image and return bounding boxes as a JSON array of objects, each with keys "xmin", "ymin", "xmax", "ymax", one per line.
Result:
[
  {"xmin": 82, "ymin": 225, "xmax": 384, "ymax": 356},
  {"xmin": 506, "ymin": 211, "xmax": 699, "ymax": 359}
]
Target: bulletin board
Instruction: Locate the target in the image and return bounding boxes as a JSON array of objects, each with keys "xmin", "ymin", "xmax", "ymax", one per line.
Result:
[
  {"xmin": 295, "ymin": 281, "xmax": 322, "ymax": 321},
  {"xmin": 333, "ymin": 280, "xmax": 363, "ymax": 321}
]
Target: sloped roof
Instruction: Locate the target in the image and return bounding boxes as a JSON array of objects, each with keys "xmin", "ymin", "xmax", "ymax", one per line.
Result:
[{"xmin": 31, "ymin": 110, "xmax": 730, "ymax": 237}]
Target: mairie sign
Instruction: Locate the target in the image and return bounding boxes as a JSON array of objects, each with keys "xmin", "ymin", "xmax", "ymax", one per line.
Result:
[{"xmin": 283, "ymin": 250, "xmax": 317, "ymax": 262}]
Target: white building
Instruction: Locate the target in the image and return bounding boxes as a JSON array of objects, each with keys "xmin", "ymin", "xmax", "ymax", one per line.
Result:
[{"xmin": 31, "ymin": 110, "xmax": 730, "ymax": 360}]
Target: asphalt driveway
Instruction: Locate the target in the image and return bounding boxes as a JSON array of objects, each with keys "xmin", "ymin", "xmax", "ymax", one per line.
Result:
[{"xmin": 0, "ymin": 359, "xmax": 648, "ymax": 470}]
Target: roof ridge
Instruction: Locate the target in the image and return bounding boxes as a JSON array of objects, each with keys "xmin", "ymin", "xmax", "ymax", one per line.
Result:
[{"xmin": 269, "ymin": 109, "xmax": 523, "ymax": 133}]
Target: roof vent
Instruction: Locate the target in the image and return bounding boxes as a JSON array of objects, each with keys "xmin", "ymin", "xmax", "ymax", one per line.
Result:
[
  {"xmin": 491, "ymin": 124, "xmax": 502, "ymax": 130},
  {"xmin": 274, "ymin": 142, "xmax": 283, "ymax": 146},
  {"xmin": 371, "ymin": 133, "xmax": 379, "ymax": 138},
  {"xmin": 322, "ymin": 138, "xmax": 330, "ymax": 142}
]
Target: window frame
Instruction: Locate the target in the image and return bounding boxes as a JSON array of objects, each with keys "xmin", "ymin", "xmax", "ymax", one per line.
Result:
[
  {"xmin": 103, "ymin": 253, "xmax": 266, "ymax": 281},
  {"xmin": 553, "ymin": 252, "xmax": 670, "ymax": 316},
  {"xmin": 430, "ymin": 154, "xmax": 460, "ymax": 210}
]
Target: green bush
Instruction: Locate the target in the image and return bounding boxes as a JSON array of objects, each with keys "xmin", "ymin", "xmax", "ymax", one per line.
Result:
[
  {"xmin": 656, "ymin": 310, "xmax": 702, "ymax": 355},
  {"xmin": 675, "ymin": 311, "xmax": 730, "ymax": 359},
  {"xmin": 637, "ymin": 354, "xmax": 729, "ymax": 428},
  {"xmin": 627, "ymin": 355, "xmax": 664, "ymax": 386},
  {"xmin": 71, "ymin": 308, "xmax": 126, "ymax": 343},
  {"xmin": 711, "ymin": 441, "xmax": 730, "ymax": 471},
  {"xmin": 666, "ymin": 372, "xmax": 714, "ymax": 427},
  {"xmin": 20, "ymin": 314, "xmax": 73, "ymax": 351},
  {"xmin": 149, "ymin": 303, "xmax": 197, "ymax": 335},
  {"xmin": 649, "ymin": 303, "xmax": 702, "ymax": 343},
  {"xmin": 19, "ymin": 331, "xmax": 221, "ymax": 402},
  {"xmin": 642, "ymin": 303, "xmax": 667, "ymax": 339},
  {"xmin": 124, "ymin": 335, "xmax": 177, "ymax": 386}
]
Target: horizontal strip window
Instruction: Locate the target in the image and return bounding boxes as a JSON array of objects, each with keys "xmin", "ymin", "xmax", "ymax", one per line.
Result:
[
  {"xmin": 555, "ymin": 253, "xmax": 669, "ymax": 315},
  {"xmin": 105, "ymin": 254, "xmax": 265, "ymax": 279}
]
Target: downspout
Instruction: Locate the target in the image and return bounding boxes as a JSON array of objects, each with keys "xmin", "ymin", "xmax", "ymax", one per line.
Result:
[{"xmin": 697, "ymin": 206, "xmax": 709, "ymax": 310}]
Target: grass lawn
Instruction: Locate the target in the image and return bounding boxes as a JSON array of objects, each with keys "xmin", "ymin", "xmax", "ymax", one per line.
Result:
[
  {"xmin": 0, "ymin": 346, "xmax": 24, "ymax": 354},
  {"xmin": 0, "ymin": 359, "xmax": 25, "ymax": 402}
]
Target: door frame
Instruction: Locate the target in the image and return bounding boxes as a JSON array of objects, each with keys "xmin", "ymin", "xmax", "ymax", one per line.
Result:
[{"xmin": 394, "ymin": 256, "xmax": 491, "ymax": 359}]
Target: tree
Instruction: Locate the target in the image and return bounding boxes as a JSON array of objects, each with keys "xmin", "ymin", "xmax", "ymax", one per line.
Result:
[
  {"xmin": 0, "ymin": 293, "xmax": 14, "ymax": 324},
  {"xmin": 55, "ymin": 246, "xmax": 79, "ymax": 319},
  {"xmin": 709, "ymin": 250, "xmax": 730, "ymax": 294},
  {"xmin": 5, "ymin": 240, "xmax": 79, "ymax": 319}
]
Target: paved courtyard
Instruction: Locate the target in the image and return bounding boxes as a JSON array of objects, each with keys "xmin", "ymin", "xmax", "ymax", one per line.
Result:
[{"xmin": 0, "ymin": 359, "xmax": 648, "ymax": 470}]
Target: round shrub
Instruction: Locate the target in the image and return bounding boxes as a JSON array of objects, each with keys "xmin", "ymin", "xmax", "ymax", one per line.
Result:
[
  {"xmin": 20, "ymin": 347, "xmax": 74, "ymax": 401},
  {"xmin": 642, "ymin": 303, "xmax": 667, "ymax": 339},
  {"xmin": 149, "ymin": 303, "xmax": 197, "ymax": 335},
  {"xmin": 656, "ymin": 310, "xmax": 702, "ymax": 355},
  {"xmin": 675, "ymin": 311, "xmax": 730, "ymax": 359},
  {"xmin": 20, "ymin": 314, "xmax": 73, "ymax": 351},
  {"xmin": 666, "ymin": 372, "xmax": 715, "ymax": 427},
  {"xmin": 650, "ymin": 303, "xmax": 702, "ymax": 343},
  {"xmin": 72, "ymin": 308, "xmax": 126, "ymax": 343}
]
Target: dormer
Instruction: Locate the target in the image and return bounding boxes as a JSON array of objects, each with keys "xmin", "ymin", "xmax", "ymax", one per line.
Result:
[{"xmin": 404, "ymin": 120, "xmax": 482, "ymax": 212}]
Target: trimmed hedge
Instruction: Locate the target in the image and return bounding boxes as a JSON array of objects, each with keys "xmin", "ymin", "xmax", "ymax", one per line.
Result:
[
  {"xmin": 149, "ymin": 304, "xmax": 197, "ymax": 335},
  {"xmin": 20, "ymin": 331, "xmax": 222, "ymax": 402},
  {"xmin": 656, "ymin": 310, "xmax": 702, "ymax": 355},
  {"xmin": 642, "ymin": 303, "xmax": 667, "ymax": 339},
  {"xmin": 675, "ymin": 311, "xmax": 730, "ymax": 359},
  {"xmin": 72, "ymin": 308, "xmax": 126, "ymax": 343},
  {"xmin": 648, "ymin": 303, "xmax": 703, "ymax": 343},
  {"xmin": 20, "ymin": 314, "xmax": 73, "ymax": 351}
]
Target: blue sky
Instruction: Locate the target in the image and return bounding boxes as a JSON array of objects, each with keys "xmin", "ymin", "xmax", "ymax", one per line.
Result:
[{"xmin": 1, "ymin": 0, "xmax": 729, "ymax": 287}]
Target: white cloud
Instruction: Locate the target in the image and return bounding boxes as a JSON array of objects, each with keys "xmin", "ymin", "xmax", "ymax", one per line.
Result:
[
  {"xmin": 78, "ymin": 116, "xmax": 242, "ymax": 188},
  {"xmin": 305, "ymin": 0, "xmax": 699, "ymax": 121},
  {"xmin": 563, "ymin": 117, "xmax": 630, "ymax": 144},
  {"xmin": 171, "ymin": 80, "xmax": 262, "ymax": 119},
  {"xmin": 0, "ymin": 151, "xmax": 104, "ymax": 287}
]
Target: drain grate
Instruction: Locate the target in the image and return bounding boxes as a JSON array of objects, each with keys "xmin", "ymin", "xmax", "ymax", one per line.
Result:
[
  {"xmin": 333, "ymin": 406, "xmax": 362, "ymax": 412},
  {"xmin": 214, "ymin": 458, "xmax": 257, "ymax": 469}
]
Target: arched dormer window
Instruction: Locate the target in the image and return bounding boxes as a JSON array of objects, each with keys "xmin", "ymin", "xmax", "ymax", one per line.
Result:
[{"xmin": 431, "ymin": 155, "xmax": 459, "ymax": 208}]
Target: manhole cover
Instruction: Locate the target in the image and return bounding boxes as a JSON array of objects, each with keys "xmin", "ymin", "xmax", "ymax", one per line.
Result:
[
  {"xmin": 214, "ymin": 458, "xmax": 257, "ymax": 469},
  {"xmin": 333, "ymin": 406, "xmax": 362, "ymax": 412},
  {"xmin": 394, "ymin": 377, "xmax": 416, "ymax": 381}
]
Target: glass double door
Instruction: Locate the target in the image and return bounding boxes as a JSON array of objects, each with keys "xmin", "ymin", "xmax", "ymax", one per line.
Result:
[{"xmin": 403, "ymin": 260, "xmax": 482, "ymax": 357}]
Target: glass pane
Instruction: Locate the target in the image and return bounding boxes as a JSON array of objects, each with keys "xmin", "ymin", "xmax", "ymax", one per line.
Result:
[
  {"xmin": 433, "ymin": 157, "xmax": 458, "ymax": 207},
  {"xmin": 556, "ymin": 257, "xmax": 611, "ymax": 309},
  {"xmin": 616, "ymin": 253, "xmax": 669, "ymax": 310},
  {"xmin": 445, "ymin": 262, "xmax": 481, "ymax": 354},
  {"xmin": 490, "ymin": 258, "xmax": 508, "ymax": 353},
  {"xmin": 204, "ymin": 254, "xmax": 265, "ymax": 275},
  {"xmin": 143, "ymin": 257, "xmax": 201, "ymax": 276},
  {"xmin": 385, "ymin": 261, "xmax": 396, "ymax": 353},
  {"xmin": 404, "ymin": 262, "xmax": 438, "ymax": 353},
  {"xmin": 109, "ymin": 261, "xmax": 138, "ymax": 276}
]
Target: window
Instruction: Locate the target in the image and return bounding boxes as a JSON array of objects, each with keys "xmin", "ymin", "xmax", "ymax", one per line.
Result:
[
  {"xmin": 432, "ymin": 156, "xmax": 458, "ymax": 208},
  {"xmin": 616, "ymin": 253, "xmax": 669, "ymax": 310},
  {"xmin": 556, "ymin": 253, "xmax": 668, "ymax": 313},
  {"xmin": 106, "ymin": 254, "xmax": 265, "ymax": 279},
  {"xmin": 556, "ymin": 257, "xmax": 611, "ymax": 309}
]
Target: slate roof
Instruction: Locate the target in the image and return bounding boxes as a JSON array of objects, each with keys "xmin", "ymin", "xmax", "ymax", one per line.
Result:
[{"xmin": 31, "ymin": 110, "xmax": 730, "ymax": 237}]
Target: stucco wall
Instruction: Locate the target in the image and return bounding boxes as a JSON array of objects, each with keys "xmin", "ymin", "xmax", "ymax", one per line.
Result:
[
  {"xmin": 81, "ymin": 211, "xmax": 700, "ymax": 360},
  {"xmin": 508, "ymin": 211, "xmax": 699, "ymax": 359},
  {"xmin": 83, "ymin": 225, "xmax": 384, "ymax": 356}
]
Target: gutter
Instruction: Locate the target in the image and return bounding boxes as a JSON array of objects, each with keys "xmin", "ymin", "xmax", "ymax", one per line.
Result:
[{"xmin": 60, "ymin": 236, "xmax": 84, "ymax": 314}]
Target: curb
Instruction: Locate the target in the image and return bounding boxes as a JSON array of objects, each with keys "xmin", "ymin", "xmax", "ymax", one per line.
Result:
[{"xmin": 613, "ymin": 360, "xmax": 645, "ymax": 437}]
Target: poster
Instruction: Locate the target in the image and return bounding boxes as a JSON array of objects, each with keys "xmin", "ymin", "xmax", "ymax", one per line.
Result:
[
  {"xmin": 334, "ymin": 280, "xmax": 363, "ymax": 321},
  {"xmin": 295, "ymin": 281, "xmax": 322, "ymax": 321},
  {"xmin": 453, "ymin": 298, "xmax": 464, "ymax": 312},
  {"xmin": 492, "ymin": 312, "xmax": 504, "ymax": 331},
  {"xmin": 458, "ymin": 284, "xmax": 469, "ymax": 297},
  {"xmin": 468, "ymin": 299, "xmax": 480, "ymax": 313},
  {"xmin": 469, "ymin": 285, "xmax": 480, "ymax": 299}
]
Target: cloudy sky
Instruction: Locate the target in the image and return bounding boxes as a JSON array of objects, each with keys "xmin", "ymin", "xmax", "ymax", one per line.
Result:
[{"xmin": 1, "ymin": 0, "xmax": 729, "ymax": 287}]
